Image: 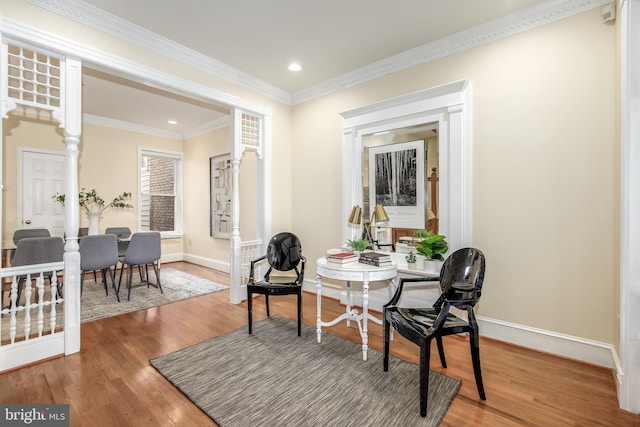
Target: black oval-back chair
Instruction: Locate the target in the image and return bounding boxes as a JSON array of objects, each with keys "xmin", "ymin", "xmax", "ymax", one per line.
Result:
[
  {"xmin": 246, "ymin": 232, "xmax": 306, "ymax": 336},
  {"xmin": 383, "ymin": 247, "xmax": 487, "ymax": 417}
]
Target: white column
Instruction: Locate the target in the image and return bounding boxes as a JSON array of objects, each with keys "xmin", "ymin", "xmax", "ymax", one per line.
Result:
[
  {"xmin": 229, "ymin": 109, "xmax": 243, "ymax": 304},
  {"xmin": 259, "ymin": 115, "xmax": 272, "ymax": 244},
  {"xmin": 619, "ymin": 0, "xmax": 640, "ymax": 413},
  {"xmin": 61, "ymin": 57, "xmax": 82, "ymax": 355},
  {"xmin": 229, "ymin": 156, "xmax": 242, "ymax": 304}
]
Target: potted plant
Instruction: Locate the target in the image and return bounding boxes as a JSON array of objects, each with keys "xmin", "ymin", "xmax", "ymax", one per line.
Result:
[
  {"xmin": 405, "ymin": 250, "xmax": 417, "ymax": 270},
  {"xmin": 347, "ymin": 238, "xmax": 370, "ymax": 254},
  {"xmin": 53, "ymin": 188, "xmax": 133, "ymax": 235},
  {"xmin": 413, "ymin": 229, "xmax": 431, "ymax": 241},
  {"xmin": 416, "ymin": 232, "xmax": 448, "ymax": 273}
]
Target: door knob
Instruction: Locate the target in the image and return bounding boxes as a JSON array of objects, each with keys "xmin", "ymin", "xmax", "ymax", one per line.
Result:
[{"xmin": 25, "ymin": 220, "xmax": 31, "ymax": 224}]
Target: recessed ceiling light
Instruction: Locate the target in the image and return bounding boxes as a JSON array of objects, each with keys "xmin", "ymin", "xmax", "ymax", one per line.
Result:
[
  {"xmin": 288, "ymin": 63, "xmax": 302, "ymax": 72},
  {"xmin": 168, "ymin": 120, "xmax": 177, "ymax": 125}
]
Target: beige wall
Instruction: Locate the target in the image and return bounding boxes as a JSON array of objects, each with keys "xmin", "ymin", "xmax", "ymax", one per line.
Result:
[
  {"xmin": 0, "ymin": 3, "xmax": 618, "ymax": 346},
  {"xmin": 183, "ymin": 127, "xmax": 230, "ymax": 262},
  {"xmin": 2, "ymin": 117, "xmax": 185, "ymax": 255},
  {"xmin": 292, "ymin": 9, "xmax": 616, "ymax": 343},
  {"xmin": 2, "ymin": 114, "xmax": 66, "ymax": 239}
]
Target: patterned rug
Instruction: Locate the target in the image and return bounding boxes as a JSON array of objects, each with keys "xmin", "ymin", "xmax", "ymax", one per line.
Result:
[
  {"xmin": 1, "ymin": 268, "xmax": 228, "ymax": 342},
  {"xmin": 80, "ymin": 267, "xmax": 228, "ymax": 322},
  {"xmin": 151, "ymin": 316, "xmax": 461, "ymax": 426}
]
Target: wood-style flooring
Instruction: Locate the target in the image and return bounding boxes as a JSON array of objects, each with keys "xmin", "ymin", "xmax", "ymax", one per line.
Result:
[{"xmin": 0, "ymin": 261, "xmax": 638, "ymax": 426}]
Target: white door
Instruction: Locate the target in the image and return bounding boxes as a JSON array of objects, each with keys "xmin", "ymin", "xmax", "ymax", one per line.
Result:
[{"xmin": 20, "ymin": 149, "xmax": 66, "ymax": 237}]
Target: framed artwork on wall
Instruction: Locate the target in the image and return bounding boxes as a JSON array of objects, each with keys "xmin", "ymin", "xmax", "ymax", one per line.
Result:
[
  {"xmin": 210, "ymin": 154, "xmax": 232, "ymax": 238},
  {"xmin": 368, "ymin": 139, "xmax": 425, "ymax": 229}
]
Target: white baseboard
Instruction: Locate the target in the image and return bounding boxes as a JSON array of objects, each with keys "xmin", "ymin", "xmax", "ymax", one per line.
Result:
[
  {"xmin": 160, "ymin": 252, "xmax": 230, "ymax": 273},
  {"xmin": 478, "ymin": 316, "xmax": 619, "ymax": 370},
  {"xmin": 160, "ymin": 253, "xmax": 184, "ymax": 264},
  {"xmin": 303, "ymin": 279, "xmax": 620, "ymax": 371},
  {"xmin": 161, "ymin": 262, "xmax": 620, "ymax": 372}
]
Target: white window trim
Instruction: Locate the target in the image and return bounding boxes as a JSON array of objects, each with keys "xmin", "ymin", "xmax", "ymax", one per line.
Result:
[{"xmin": 138, "ymin": 146, "xmax": 184, "ymax": 238}]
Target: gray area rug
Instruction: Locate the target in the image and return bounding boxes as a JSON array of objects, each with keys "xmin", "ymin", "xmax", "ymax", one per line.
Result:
[
  {"xmin": 80, "ymin": 267, "xmax": 228, "ymax": 322},
  {"xmin": 150, "ymin": 316, "xmax": 461, "ymax": 427},
  {"xmin": 1, "ymin": 268, "xmax": 227, "ymax": 342}
]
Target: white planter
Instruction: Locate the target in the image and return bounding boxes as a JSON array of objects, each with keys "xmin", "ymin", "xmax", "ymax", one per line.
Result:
[
  {"xmin": 407, "ymin": 262, "xmax": 417, "ymax": 270},
  {"xmin": 88, "ymin": 212, "xmax": 101, "ymax": 235},
  {"xmin": 423, "ymin": 259, "xmax": 440, "ymax": 274}
]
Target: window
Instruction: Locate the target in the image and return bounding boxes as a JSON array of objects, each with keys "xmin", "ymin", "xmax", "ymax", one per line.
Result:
[{"xmin": 139, "ymin": 148, "xmax": 183, "ymax": 235}]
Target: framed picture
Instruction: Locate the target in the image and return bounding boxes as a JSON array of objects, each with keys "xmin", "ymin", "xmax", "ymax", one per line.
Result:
[
  {"xmin": 368, "ymin": 139, "xmax": 425, "ymax": 229},
  {"xmin": 210, "ymin": 154, "xmax": 232, "ymax": 238}
]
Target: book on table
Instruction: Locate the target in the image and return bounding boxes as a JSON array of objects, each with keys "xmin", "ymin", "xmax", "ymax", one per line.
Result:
[
  {"xmin": 358, "ymin": 258, "xmax": 394, "ymax": 267},
  {"xmin": 359, "ymin": 252, "xmax": 392, "ymax": 263},
  {"xmin": 326, "ymin": 252, "xmax": 359, "ymax": 264},
  {"xmin": 358, "ymin": 252, "xmax": 393, "ymax": 267}
]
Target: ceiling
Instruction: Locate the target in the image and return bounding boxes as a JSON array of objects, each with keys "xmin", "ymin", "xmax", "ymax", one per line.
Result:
[{"xmin": 75, "ymin": 0, "xmax": 552, "ymax": 137}]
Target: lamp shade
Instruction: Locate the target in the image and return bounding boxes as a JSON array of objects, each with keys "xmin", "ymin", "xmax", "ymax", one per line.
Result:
[
  {"xmin": 372, "ymin": 204, "xmax": 389, "ymax": 224},
  {"xmin": 427, "ymin": 208, "xmax": 437, "ymax": 220},
  {"xmin": 348, "ymin": 205, "xmax": 362, "ymax": 225}
]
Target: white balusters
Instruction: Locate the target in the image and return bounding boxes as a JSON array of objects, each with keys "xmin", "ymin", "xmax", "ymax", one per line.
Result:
[{"xmin": 0, "ymin": 263, "xmax": 64, "ymax": 345}]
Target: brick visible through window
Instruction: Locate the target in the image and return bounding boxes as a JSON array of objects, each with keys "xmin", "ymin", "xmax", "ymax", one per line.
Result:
[{"xmin": 140, "ymin": 150, "xmax": 182, "ymax": 233}]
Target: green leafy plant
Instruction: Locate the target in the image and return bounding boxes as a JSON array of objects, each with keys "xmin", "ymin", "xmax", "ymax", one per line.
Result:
[
  {"xmin": 412, "ymin": 229, "xmax": 431, "ymax": 240},
  {"xmin": 53, "ymin": 188, "xmax": 133, "ymax": 215},
  {"xmin": 347, "ymin": 238, "xmax": 370, "ymax": 252},
  {"xmin": 416, "ymin": 233, "xmax": 448, "ymax": 261},
  {"xmin": 405, "ymin": 250, "xmax": 417, "ymax": 264}
]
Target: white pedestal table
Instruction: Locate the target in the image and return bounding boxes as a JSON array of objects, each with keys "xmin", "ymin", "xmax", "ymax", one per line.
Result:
[{"xmin": 316, "ymin": 256, "xmax": 397, "ymax": 360}]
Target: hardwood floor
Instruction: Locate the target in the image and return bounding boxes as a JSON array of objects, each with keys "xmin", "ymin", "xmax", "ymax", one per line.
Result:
[{"xmin": 0, "ymin": 261, "xmax": 638, "ymax": 426}]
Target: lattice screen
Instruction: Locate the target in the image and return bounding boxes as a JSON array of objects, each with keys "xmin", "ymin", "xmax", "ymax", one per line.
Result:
[
  {"xmin": 241, "ymin": 113, "xmax": 261, "ymax": 149},
  {"xmin": 6, "ymin": 43, "xmax": 63, "ymax": 112}
]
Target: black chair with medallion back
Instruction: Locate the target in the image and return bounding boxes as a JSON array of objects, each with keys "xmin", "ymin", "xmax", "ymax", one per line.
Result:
[
  {"xmin": 383, "ymin": 247, "xmax": 487, "ymax": 418},
  {"xmin": 247, "ymin": 232, "xmax": 306, "ymax": 336}
]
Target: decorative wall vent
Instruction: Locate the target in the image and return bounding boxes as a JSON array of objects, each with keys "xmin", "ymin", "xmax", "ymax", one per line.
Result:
[
  {"xmin": 4, "ymin": 42, "xmax": 64, "ymax": 114},
  {"xmin": 241, "ymin": 113, "xmax": 261, "ymax": 149}
]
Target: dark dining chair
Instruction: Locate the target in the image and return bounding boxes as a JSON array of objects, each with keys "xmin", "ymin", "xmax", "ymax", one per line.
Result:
[
  {"xmin": 105, "ymin": 227, "xmax": 132, "ymax": 257},
  {"xmin": 246, "ymin": 232, "xmax": 306, "ymax": 336},
  {"xmin": 10, "ymin": 236, "xmax": 64, "ymax": 306},
  {"xmin": 383, "ymin": 247, "xmax": 487, "ymax": 417},
  {"xmin": 118, "ymin": 231, "xmax": 162, "ymax": 301},
  {"xmin": 80, "ymin": 234, "xmax": 120, "ymax": 301},
  {"xmin": 10, "ymin": 228, "xmax": 51, "ymax": 264}
]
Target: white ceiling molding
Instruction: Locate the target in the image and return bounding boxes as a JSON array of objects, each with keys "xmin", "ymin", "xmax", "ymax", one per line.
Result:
[
  {"xmin": 292, "ymin": 0, "xmax": 611, "ymax": 104},
  {"xmin": 83, "ymin": 114, "xmax": 184, "ymax": 139},
  {"xmin": 83, "ymin": 113, "xmax": 230, "ymax": 140},
  {"xmin": 25, "ymin": 0, "xmax": 292, "ymax": 105},
  {"xmin": 26, "ymin": 0, "xmax": 609, "ymax": 106},
  {"xmin": 0, "ymin": 17, "xmax": 272, "ymax": 117},
  {"xmin": 181, "ymin": 115, "xmax": 231, "ymax": 140}
]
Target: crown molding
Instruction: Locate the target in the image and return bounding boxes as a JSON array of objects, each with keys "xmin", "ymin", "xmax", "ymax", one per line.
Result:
[
  {"xmin": 0, "ymin": 17, "xmax": 272, "ymax": 118},
  {"xmin": 83, "ymin": 113, "xmax": 231, "ymax": 140},
  {"xmin": 181, "ymin": 115, "xmax": 231, "ymax": 140},
  {"xmin": 25, "ymin": 0, "xmax": 609, "ymax": 106},
  {"xmin": 83, "ymin": 114, "xmax": 183, "ymax": 139},
  {"xmin": 25, "ymin": 0, "xmax": 292, "ymax": 105},
  {"xmin": 292, "ymin": 0, "xmax": 611, "ymax": 104}
]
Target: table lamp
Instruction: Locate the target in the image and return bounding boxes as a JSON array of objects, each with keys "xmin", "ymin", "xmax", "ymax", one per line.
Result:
[
  {"xmin": 348, "ymin": 205, "xmax": 362, "ymax": 226},
  {"xmin": 368, "ymin": 204, "xmax": 390, "ymax": 250}
]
